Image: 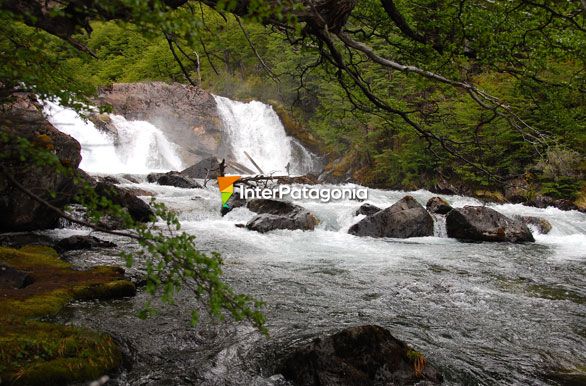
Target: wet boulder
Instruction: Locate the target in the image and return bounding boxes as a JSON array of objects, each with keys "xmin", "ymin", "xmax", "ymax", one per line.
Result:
[
  {"xmin": 446, "ymin": 206, "xmax": 534, "ymax": 242},
  {"xmin": 95, "ymin": 182, "xmax": 155, "ymax": 223},
  {"xmin": 247, "ymin": 199, "xmax": 301, "ymax": 216},
  {"xmin": 56, "ymin": 235, "xmax": 116, "ymax": 252},
  {"xmin": 245, "ymin": 199, "xmax": 318, "ymax": 233},
  {"xmin": 426, "ymin": 197, "xmax": 452, "ymax": 215},
  {"xmin": 181, "ymin": 157, "xmax": 221, "ymax": 179},
  {"xmin": 152, "ymin": 171, "xmax": 201, "ymax": 189},
  {"xmin": 348, "ymin": 196, "xmax": 434, "ymax": 238},
  {"xmin": 355, "ymin": 203, "xmax": 381, "ymax": 216},
  {"xmin": 280, "ymin": 325, "xmax": 443, "ymax": 386},
  {"xmin": 220, "ymin": 194, "xmax": 247, "ymax": 216},
  {"xmin": 513, "ymin": 215, "xmax": 552, "ymax": 234}
]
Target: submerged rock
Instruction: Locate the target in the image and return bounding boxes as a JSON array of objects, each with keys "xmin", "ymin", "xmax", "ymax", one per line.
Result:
[
  {"xmin": 349, "ymin": 196, "xmax": 434, "ymax": 238},
  {"xmin": 514, "ymin": 215, "xmax": 552, "ymax": 234},
  {"xmin": 446, "ymin": 206, "xmax": 534, "ymax": 242},
  {"xmin": 148, "ymin": 171, "xmax": 202, "ymax": 189},
  {"xmin": 355, "ymin": 203, "xmax": 381, "ymax": 216},
  {"xmin": 55, "ymin": 235, "xmax": 116, "ymax": 252},
  {"xmin": 280, "ymin": 325, "xmax": 443, "ymax": 386},
  {"xmin": 245, "ymin": 199, "xmax": 318, "ymax": 233},
  {"xmin": 426, "ymin": 197, "xmax": 452, "ymax": 215}
]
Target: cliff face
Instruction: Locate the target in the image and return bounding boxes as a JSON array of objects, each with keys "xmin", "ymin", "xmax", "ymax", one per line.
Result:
[
  {"xmin": 0, "ymin": 94, "xmax": 82, "ymax": 231},
  {"xmin": 96, "ymin": 82, "xmax": 225, "ymax": 165}
]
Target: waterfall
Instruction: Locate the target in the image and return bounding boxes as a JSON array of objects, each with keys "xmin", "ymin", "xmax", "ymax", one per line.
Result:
[
  {"xmin": 213, "ymin": 95, "xmax": 321, "ymax": 175},
  {"xmin": 43, "ymin": 101, "xmax": 183, "ymax": 174},
  {"xmin": 432, "ymin": 213, "xmax": 448, "ymax": 237}
]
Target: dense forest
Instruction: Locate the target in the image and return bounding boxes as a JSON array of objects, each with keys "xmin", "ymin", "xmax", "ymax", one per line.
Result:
[
  {"xmin": 1, "ymin": 0, "xmax": 584, "ymax": 204},
  {"xmin": 1, "ymin": 2, "xmax": 586, "ymax": 385}
]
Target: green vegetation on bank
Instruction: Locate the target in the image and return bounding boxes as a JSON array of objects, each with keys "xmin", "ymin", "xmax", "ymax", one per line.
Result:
[
  {"xmin": 0, "ymin": 245, "xmax": 132, "ymax": 385},
  {"xmin": 1, "ymin": 2, "xmax": 584, "ymax": 203}
]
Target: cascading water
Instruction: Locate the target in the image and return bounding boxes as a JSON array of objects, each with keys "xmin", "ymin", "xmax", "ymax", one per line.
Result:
[
  {"xmin": 43, "ymin": 101, "xmax": 183, "ymax": 174},
  {"xmin": 214, "ymin": 95, "xmax": 321, "ymax": 175},
  {"xmin": 39, "ymin": 97, "xmax": 585, "ymax": 385}
]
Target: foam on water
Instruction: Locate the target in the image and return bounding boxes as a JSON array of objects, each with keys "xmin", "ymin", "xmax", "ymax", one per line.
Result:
[
  {"xmin": 214, "ymin": 95, "xmax": 320, "ymax": 175},
  {"xmin": 43, "ymin": 101, "xmax": 183, "ymax": 173}
]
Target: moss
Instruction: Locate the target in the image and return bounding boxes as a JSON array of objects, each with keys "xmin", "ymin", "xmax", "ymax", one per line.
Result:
[
  {"xmin": 406, "ymin": 348, "xmax": 426, "ymax": 378},
  {"xmin": 269, "ymin": 100, "xmax": 324, "ymax": 154},
  {"xmin": 0, "ymin": 246, "xmax": 135, "ymax": 385},
  {"xmin": 473, "ymin": 189, "xmax": 507, "ymax": 203}
]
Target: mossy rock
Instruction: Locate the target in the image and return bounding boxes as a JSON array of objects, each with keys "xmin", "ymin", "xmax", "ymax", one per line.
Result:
[
  {"xmin": 473, "ymin": 189, "xmax": 507, "ymax": 204},
  {"xmin": 0, "ymin": 246, "xmax": 134, "ymax": 385}
]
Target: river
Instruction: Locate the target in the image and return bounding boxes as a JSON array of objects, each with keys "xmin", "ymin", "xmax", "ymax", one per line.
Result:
[{"xmin": 41, "ymin": 98, "xmax": 585, "ymax": 385}]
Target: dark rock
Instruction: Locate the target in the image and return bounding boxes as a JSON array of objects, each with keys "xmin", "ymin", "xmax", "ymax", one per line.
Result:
[
  {"xmin": 426, "ymin": 197, "xmax": 453, "ymax": 215},
  {"xmin": 513, "ymin": 215, "xmax": 552, "ymax": 234},
  {"xmin": 247, "ymin": 199, "xmax": 300, "ymax": 216},
  {"xmin": 430, "ymin": 178, "xmax": 460, "ymax": 195},
  {"xmin": 95, "ymin": 182, "xmax": 155, "ymax": 222},
  {"xmin": 220, "ymin": 194, "xmax": 247, "ymax": 216},
  {"xmin": 147, "ymin": 171, "xmax": 202, "ymax": 188},
  {"xmin": 121, "ymin": 174, "xmax": 140, "ymax": 183},
  {"xmin": 125, "ymin": 187, "xmax": 155, "ymax": 197},
  {"xmin": 0, "ymin": 93, "xmax": 83, "ymax": 231},
  {"xmin": 553, "ymin": 199, "xmax": 579, "ymax": 211},
  {"xmin": 446, "ymin": 206, "xmax": 534, "ymax": 242},
  {"xmin": 280, "ymin": 325, "xmax": 443, "ymax": 386},
  {"xmin": 245, "ymin": 199, "xmax": 319, "ymax": 233},
  {"xmin": 146, "ymin": 172, "xmax": 164, "ymax": 183},
  {"xmin": 181, "ymin": 157, "xmax": 221, "ymax": 179},
  {"xmin": 157, "ymin": 171, "xmax": 202, "ymax": 189},
  {"xmin": 97, "ymin": 175, "xmax": 121, "ymax": 184},
  {"xmin": 55, "ymin": 235, "xmax": 116, "ymax": 252},
  {"xmin": 0, "ymin": 265, "xmax": 34, "ymax": 289},
  {"xmin": 246, "ymin": 212, "xmax": 319, "ymax": 233},
  {"xmin": 355, "ymin": 203, "xmax": 381, "ymax": 216},
  {"xmin": 349, "ymin": 196, "xmax": 434, "ymax": 238},
  {"xmin": 59, "ymin": 203, "xmax": 127, "ymax": 230},
  {"xmin": 0, "ymin": 233, "xmax": 56, "ymax": 248}
]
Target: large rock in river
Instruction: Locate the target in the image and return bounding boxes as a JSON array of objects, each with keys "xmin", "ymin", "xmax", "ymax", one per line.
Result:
[
  {"xmin": 147, "ymin": 171, "xmax": 202, "ymax": 189},
  {"xmin": 95, "ymin": 182, "xmax": 155, "ymax": 223},
  {"xmin": 348, "ymin": 196, "xmax": 434, "ymax": 238},
  {"xmin": 280, "ymin": 325, "xmax": 443, "ymax": 386},
  {"xmin": 181, "ymin": 157, "xmax": 221, "ymax": 179},
  {"xmin": 355, "ymin": 203, "xmax": 381, "ymax": 216},
  {"xmin": 446, "ymin": 206, "xmax": 534, "ymax": 242},
  {"xmin": 426, "ymin": 196, "xmax": 452, "ymax": 215},
  {"xmin": 0, "ymin": 94, "xmax": 82, "ymax": 231},
  {"xmin": 96, "ymin": 82, "xmax": 224, "ymax": 164},
  {"xmin": 245, "ymin": 199, "xmax": 318, "ymax": 233}
]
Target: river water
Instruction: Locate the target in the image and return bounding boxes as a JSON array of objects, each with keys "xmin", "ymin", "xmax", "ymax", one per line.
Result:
[{"xmin": 41, "ymin": 100, "xmax": 586, "ymax": 385}]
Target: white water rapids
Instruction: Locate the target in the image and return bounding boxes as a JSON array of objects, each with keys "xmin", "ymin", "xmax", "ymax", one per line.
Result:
[
  {"xmin": 213, "ymin": 95, "xmax": 321, "ymax": 175},
  {"xmin": 42, "ymin": 98, "xmax": 586, "ymax": 385}
]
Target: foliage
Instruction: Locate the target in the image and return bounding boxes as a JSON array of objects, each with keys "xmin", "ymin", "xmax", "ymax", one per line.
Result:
[
  {"xmin": 0, "ymin": 245, "xmax": 125, "ymax": 385},
  {"xmin": 0, "ymin": 132, "xmax": 266, "ymax": 332}
]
